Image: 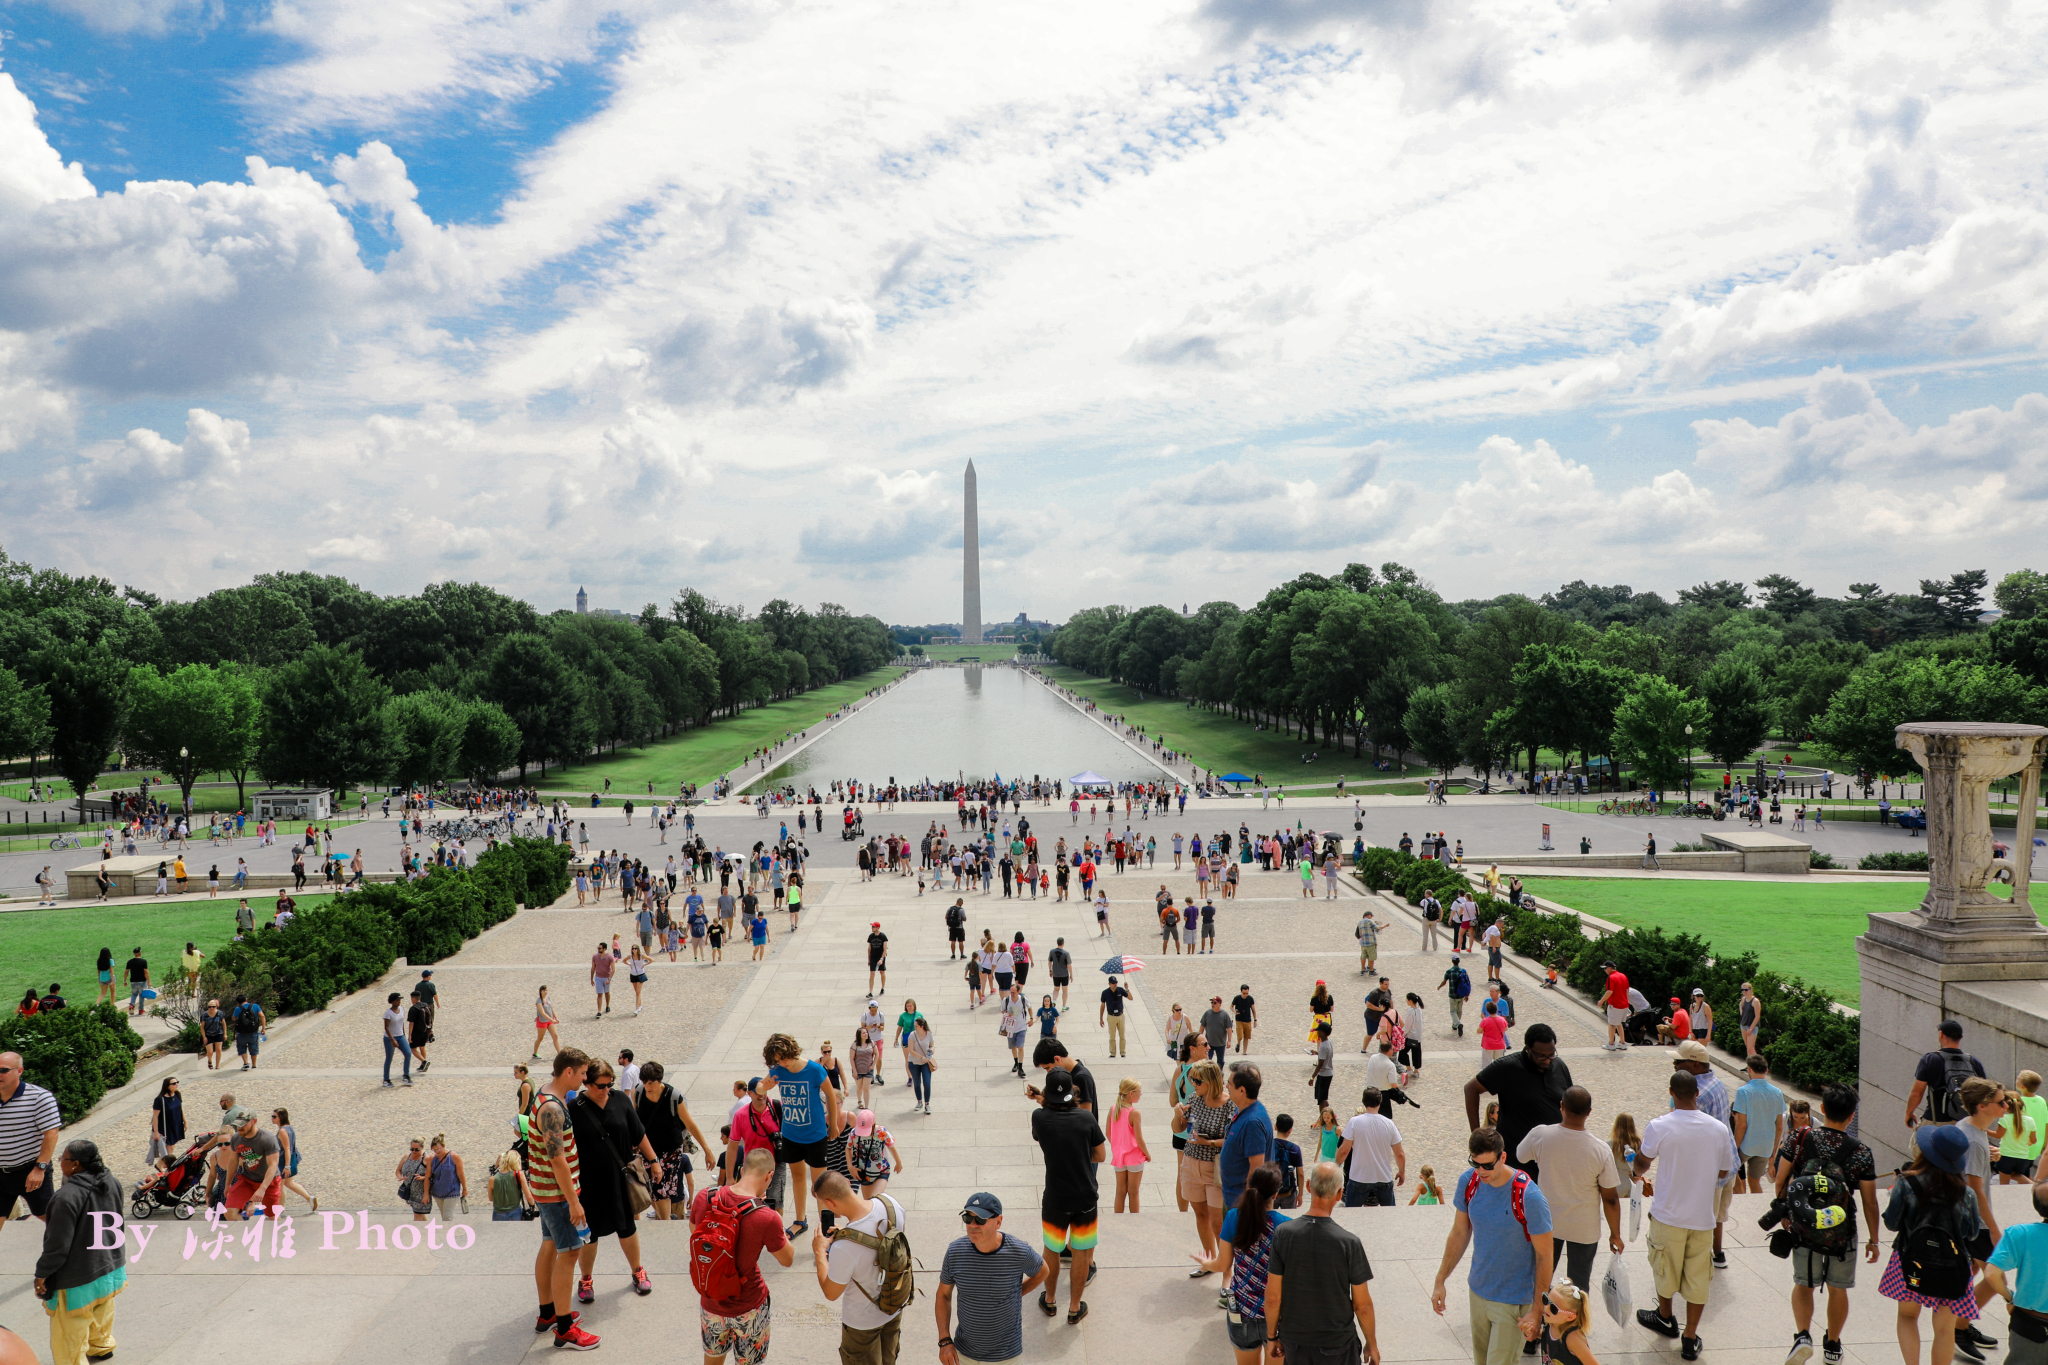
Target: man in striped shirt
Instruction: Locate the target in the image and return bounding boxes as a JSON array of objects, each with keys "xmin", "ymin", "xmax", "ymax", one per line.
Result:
[
  {"xmin": 937, "ymin": 1192, "xmax": 1046, "ymax": 1365},
  {"xmin": 0, "ymin": 1052, "xmax": 62, "ymax": 1226},
  {"xmin": 530, "ymin": 1048, "xmax": 598, "ymax": 1350}
]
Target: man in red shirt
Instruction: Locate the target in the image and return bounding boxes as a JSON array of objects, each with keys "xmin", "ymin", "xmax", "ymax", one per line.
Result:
[
  {"xmin": 694, "ymin": 1147, "xmax": 795, "ymax": 1364},
  {"xmin": 1659, "ymin": 997, "xmax": 1693, "ymax": 1045},
  {"xmin": 1603, "ymin": 964, "xmax": 1631, "ymax": 1052}
]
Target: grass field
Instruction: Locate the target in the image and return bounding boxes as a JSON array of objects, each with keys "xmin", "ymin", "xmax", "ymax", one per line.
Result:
[
  {"xmin": 1524, "ymin": 876, "xmax": 2020, "ymax": 1006},
  {"xmin": 0, "ymin": 894, "xmax": 334, "ymax": 1009},
  {"xmin": 1038, "ymin": 666, "xmax": 1429, "ymax": 786},
  {"xmin": 527, "ymin": 669, "xmax": 908, "ymax": 792}
]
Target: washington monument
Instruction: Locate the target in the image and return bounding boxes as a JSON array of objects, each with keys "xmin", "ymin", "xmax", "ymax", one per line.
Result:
[{"xmin": 962, "ymin": 461, "xmax": 982, "ymax": 644}]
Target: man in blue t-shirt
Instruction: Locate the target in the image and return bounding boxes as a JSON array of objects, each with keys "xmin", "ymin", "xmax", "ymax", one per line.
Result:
[
  {"xmin": 1431, "ymin": 1127, "xmax": 1554, "ymax": 1365},
  {"xmin": 765, "ymin": 1032, "xmax": 842, "ymax": 1237},
  {"xmin": 1220, "ymin": 1063, "xmax": 1274, "ymax": 1211}
]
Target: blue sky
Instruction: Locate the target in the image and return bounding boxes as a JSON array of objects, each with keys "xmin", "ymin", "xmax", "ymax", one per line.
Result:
[{"xmin": 2, "ymin": 0, "xmax": 2047, "ymax": 621}]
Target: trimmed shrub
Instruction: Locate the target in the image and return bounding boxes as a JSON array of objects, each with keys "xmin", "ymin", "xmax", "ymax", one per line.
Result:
[
  {"xmin": 1506, "ymin": 907, "xmax": 1593, "ymax": 967},
  {"xmin": 1859, "ymin": 850, "xmax": 1929, "ymax": 872},
  {"xmin": 1809, "ymin": 851, "xmax": 1838, "ymax": 869},
  {"xmin": 0, "ymin": 1003, "xmax": 144, "ymax": 1122}
]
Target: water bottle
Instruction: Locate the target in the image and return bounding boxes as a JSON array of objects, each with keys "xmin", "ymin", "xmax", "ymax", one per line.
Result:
[{"xmin": 576, "ymin": 1217, "xmax": 593, "ymax": 1244}]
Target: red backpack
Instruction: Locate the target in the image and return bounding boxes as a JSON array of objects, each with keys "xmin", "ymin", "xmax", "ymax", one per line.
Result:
[
  {"xmin": 691, "ymin": 1190, "xmax": 761, "ymax": 1300},
  {"xmin": 1463, "ymin": 1168, "xmax": 1531, "ymax": 1240}
]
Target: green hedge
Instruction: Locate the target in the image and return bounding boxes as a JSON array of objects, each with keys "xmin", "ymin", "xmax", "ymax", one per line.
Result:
[
  {"xmin": 199, "ymin": 838, "xmax": 572, "ymax": 1014},
  {"xmin": 1354, "ymin": 847, "xmax": 1860, "ymax": 1093},
  {"xmin": 0, "ymin": 1004, "xmax": 143, "ymax": 1122},
  {"xmin": 1860, "ymin": 850, "xmax": 1929, "ymax": 871}
]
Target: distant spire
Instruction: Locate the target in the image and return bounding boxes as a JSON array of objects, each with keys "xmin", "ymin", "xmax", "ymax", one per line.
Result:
[{"xmin": 576, "ymin": 586, "xmax": 588, "ymax": 614}]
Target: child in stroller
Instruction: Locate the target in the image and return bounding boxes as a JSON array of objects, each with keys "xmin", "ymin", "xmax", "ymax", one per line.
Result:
[{"xmin": 131, "ymin": 1138, "xmax": 213, "ymax": 1219}]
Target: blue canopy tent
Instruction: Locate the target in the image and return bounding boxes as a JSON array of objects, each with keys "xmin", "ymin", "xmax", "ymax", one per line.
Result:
[{"xmin": 1218, "ymin": 772, "xmax": 1251, "ymax": 785}]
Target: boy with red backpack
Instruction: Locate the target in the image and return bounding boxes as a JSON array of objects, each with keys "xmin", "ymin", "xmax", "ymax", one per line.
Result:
[
  {"xmin": 1429, "ymin": 1127, "xmax": 1556, "ymax": 1365},
  {"xmin": 691, "ymin": 1148, "xmax": 794, "ymax": 1365}
]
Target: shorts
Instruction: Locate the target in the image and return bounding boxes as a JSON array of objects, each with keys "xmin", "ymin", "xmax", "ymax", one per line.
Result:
[
  {"xmin": 949, "ymin": 927, "xmax": 966, "ymax": 941},
  {"xmin": 226, "ymin": 1176, "xmax": 282, "ymax": 1216},
  {"xmin": 1646, "ymin": 1216, "xmax": 1715, "ymax": 1305},
  {"xmin": 1041, "ymin": 1206, "xmax": 1099, "ymax": 1253},
  {"xmin": 235, "ymin": 1032, "xmax": 259, "ymax": 1057},
  {"xmin": 1008, "ymin": 1031, "xmax": 1026, "ymax": 1050},
  {"xmin": 1996, "ymin": 1155, "xmax": 2039, "ymax": 1179},
  {"xmin": 1744, "ymin": 1154, "xmax": 1771, "ymax": 1179},
  {"xmin": 536, "ymin": 1019, "xmax": 553, "ymax": 1032},
  {"xmin": 995, "ymin": 972, "xmax": 1012, "ymax": 991},
  {"xmin": 536, "ymin": 1199, "xmax": 581, "ymax": 1252},
  {"xmin": 1177, "ymin": 1153, "xmax": 1224, "ymax": 1208},
  {"xmin": 1605, "ymin": 1004, "xmax": 1629, "ymax": 1025},
  {"xmin": 1051, "ymin": 976, "xmax": 1069, "ymax": 989},
  {"xmin": 98, "ymin": 971, "xmax": 112, "ymax": 984},
  {"xmin": 780, "ymin": 1136, "xmax": 830, "ymax": 1168},
  {"xmin": 0, "ymin": 1162, "xmax": 55, "ymax": 1220},
  {"xmin": 593, "ymin": 977, "xmax": 611, "ymax": 994},
  {"xmin": 1713, "ymin": 1176, "xmax": 1736, "ymax": 1222},
  {"xmin": 1112, "ymin": 1162, "xmax": 1147, "ymax": 1173},
  {"xmin": 869, "ymin": 957, "xmax": 887, "ymax": 972},
  {"xmin": 1226, "ymin": 1311, "xmax": 1269, "ymax": 1352},
  {"xmin": 700, "ymin": 1298, "xmax": 773, "ymax": 1365},
  {"xmin": 1181, "ymin": 928, "xmax": 1196, "ymax": 944},
  {"xmin": 1487, "ymin": 949, "xmax": 1503, "ymax": 968},
  {"xmin": 1791, "ymin": 1247, "xmax": 1857, "ymax": 1289}
]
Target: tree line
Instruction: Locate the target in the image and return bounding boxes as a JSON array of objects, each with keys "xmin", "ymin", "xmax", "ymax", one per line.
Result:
[
  {"xmin": 0, "ymin": 550, "xmax": 896, "ymax": 811},
  {"xmin": 1046, "ymin": 565, "xmax": 2048, "ymax": 790}
]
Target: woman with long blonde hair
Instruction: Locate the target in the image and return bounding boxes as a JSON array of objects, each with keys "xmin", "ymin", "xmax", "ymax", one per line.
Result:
[
  {"xmin": 1173, "ymin": 1059, "xmax": 1234, "ymax": 1268},
  {"xmin": 1108, "ymin": 1078, "xmax": 1152, "ymax": 1213}
]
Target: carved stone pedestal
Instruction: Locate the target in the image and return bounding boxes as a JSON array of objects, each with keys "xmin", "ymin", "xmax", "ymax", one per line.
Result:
[{"xmin": 1856, "ymin": 722, "xmax": 2047, "ymax": 1172}]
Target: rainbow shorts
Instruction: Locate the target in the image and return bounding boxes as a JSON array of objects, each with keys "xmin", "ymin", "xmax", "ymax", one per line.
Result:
[{"xmin": 1041, "ymin": 1207, "xmax": 1098, "ymax": 1253}]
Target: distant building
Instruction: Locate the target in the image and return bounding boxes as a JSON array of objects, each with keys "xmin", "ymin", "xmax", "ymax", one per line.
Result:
[{"xmin": 576, "ymin": 586, "xmax": 588, "ymax": 614}]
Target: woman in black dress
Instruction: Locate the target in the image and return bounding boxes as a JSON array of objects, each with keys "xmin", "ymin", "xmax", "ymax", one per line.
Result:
[{"xmin": 568, "ymin": 1059, "xmax": 662, "ymax": 1300}]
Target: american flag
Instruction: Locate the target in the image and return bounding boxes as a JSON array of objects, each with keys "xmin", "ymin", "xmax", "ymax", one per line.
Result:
[{"xmin": 1099, "ymin": 955, "xmax": 1146, "ymax": 974}]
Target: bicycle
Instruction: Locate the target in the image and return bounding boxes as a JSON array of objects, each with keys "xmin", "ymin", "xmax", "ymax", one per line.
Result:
[{"xmin": 48, "ymin": 833, "xmax": 82, "ymax": 851}]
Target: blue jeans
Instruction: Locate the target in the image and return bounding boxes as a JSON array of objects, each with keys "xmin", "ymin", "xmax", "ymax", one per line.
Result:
[
  {"xmin": 383, "ymin": 1033, "xmax": 412, "ymax": 1082},
  {"xmin": 908, "ymin": 1063, "xmax": 931, "ymax": 1105},
  {"xmin": 1342, "ymin": 1179, "xmax": 1394, "ymax": 1207}
]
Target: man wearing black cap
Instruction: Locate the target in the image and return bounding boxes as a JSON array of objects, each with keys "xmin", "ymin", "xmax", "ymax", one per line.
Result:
[
  {"xmin": 937, "ymin": 1192, "xmax": 1047, "ymax": 1365},
  {"xmin": 1031, "ymin": 1070, "xmax": 1107, "ymax": 1326},
  {"xmin": 1099, "ymin": 976, "xmax": 1132, "ymax": 1059}
]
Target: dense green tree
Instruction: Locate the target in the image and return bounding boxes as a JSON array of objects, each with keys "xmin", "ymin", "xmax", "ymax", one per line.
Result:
[
  {"xmin": 1679, "ymin": 580, "xmax": 1751, "ymax": 610},
  {"xmin": 457, "ymin": 699, "xmax": 521, "ymax": 781},
  {"xmin": 1773, "ymin": 640, "xmax": 1868, "ymax": 739},
  {"xmin": 1812, "ymin": 653, "xmax": 2047, "ymax": 779},
  {"xmin": 1611, "ymin": 675, "xmax": 1711, "ymax": 793},
  {"xmin": 1402, "ymin": 683, "xmax": 1464, "ymax": 777},
  {"xmin": 384, "ymin": 690, "xmax": 467, "ymax": 790},
  {"xmin": 1697, "ymin": 656, "xmax": 1771, "ymax": 767},
  {"xmin": 1753, "ymin": 574, "xmax": 1819, "ymax": 617},
  {"xmin": 480, "ymin": 634, "xmax": 589, "ymax": 776},
  {"xmin": 1995, "ymin": 569, "xmax": 2048, "ymax": 622},
  {"xmin": 1989, "ymin": 616, "xmax": 2048, "ymax": 687},
  {"xmin": 257, "ymin": 646, "xmax": 398, "ymax": 798},
  {"xmin": 123, "ymin": 662, "xmax": 263, "ymax": 810},
  {"xmin": 41, "ymin": 647, "xmax": 129, "ymax": 816},
  {"xmin": 0, "ymin": 665, "xmax": 52, "ymax": 773},
  {"xmin": 1918, "ymin": 570, "xmax": 1991, "ymax": 633}
]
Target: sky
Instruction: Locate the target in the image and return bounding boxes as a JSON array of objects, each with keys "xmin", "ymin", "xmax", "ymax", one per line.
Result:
[{"xmin": 2, "ymin": 0, "xmax": 2047, "ymax": 625}]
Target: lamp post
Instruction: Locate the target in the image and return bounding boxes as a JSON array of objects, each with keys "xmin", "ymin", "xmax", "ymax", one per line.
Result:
[
  {"xmin": 1683, "ymin": 726, "xmax": 1693, "ymax": 804},
  {"xmin": 179, "ymin": 746, "xmax": 190, "ymax": 816}
]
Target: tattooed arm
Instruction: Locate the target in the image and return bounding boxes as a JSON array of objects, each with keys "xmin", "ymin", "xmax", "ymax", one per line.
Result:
[{"xmin": 540, "ymin": 1098, "xmax": 584, "ymax": 1225}]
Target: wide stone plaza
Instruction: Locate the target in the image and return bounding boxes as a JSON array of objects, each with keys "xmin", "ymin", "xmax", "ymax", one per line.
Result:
[{"xmin": 8, "ymin": 784, "xmax": 2035, "ymax": 1365}]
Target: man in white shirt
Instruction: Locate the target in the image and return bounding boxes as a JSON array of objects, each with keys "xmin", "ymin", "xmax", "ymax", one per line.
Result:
[
  {"xmin": 1334, "ymin": 1088, "xmax": 1406, "ymax": 1207},
  {"xmin": 1516, "ymin": 1085, "xmax": 1621, "ymax": 1293},
  {"xmin": 1632, "ymin": 1071, "xmax": 1733, "ymax": 1359},
  {"xmin": 1364, "ymin": 1042, "xmax": 1420, "ymax": 1110},
  {"xmin": 811, "ymin": 1171, "xmax": 907, "ymax": 1363},
  {"xmin": 615, "ymin": 1049, "xmax": 641, "ymax": 1095}
]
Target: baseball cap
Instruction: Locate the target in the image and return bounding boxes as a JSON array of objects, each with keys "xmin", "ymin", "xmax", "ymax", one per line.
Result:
[
  {"xmin": 1210, "ymin": 994, "xmax": 1223, "ymax": 1003},
  {"xmin": 871, "ymin": 921, "xmax": 880, "ymax": 928},
  {"xmin": 1670, "ymin": 997, "xmax": 1681, "ymax": 1006},
  {"xmin": 1675, "ymin": 1039, "xmax": 1711, "ymax": 1064},
  {"xmin": 1044, "ymin": 1070, "xmax": 1077, "ymax": 1107},
  {"xmin": 746, "ymin": 1076, "xmax": 763, "ymax": 1091},
  {"xmin": 961, "ymin": 1192, "xmax": 1003, "ymax": 1220},
  {"xmin": 1917, "ymin": 1123, "xmax": 1969, "ymax": 1176},
  {"xmin": 223, "ymin": 1105, "xmax": 257, "ymax": 1129},
  {"xmin": 1691, "ymin": 987, "xmax": 1705, "ymax": 997},
  {"xmin": 853, "ymin": 1109, "xmax": 876, "ymax": 1137}
]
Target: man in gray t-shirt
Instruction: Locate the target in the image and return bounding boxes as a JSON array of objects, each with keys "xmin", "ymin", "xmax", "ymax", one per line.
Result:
[
  {"xmin": 718, "ymin": 891, "xmax": 737, "ymax": 923},
  {"xmin": 1313, "ymin": 1022, "xmax": 1336, "ymax": 1110},
  {"xmin": 1200, "ymin": 997, "xmax": 1232, "ymax": 1055},
  {"xmin": 1269, "ymin": 1161, "xmax": 1377, "ymax": 1356}
]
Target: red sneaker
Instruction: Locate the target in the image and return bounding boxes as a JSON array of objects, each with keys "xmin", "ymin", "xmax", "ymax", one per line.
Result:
[
  {"xmin": 576, "ymin": 1276, "xmax": 595, "ymax": 1304},
  {"xmin": 552, "ymin": 1319, "xmax": 601, "ymax": 1351},
  {"xmin": 536, "ymin": 1310, "xmax": 577, "ymax": 1334},
  {"xmin": 632, "ymin": 1268, "xmax": 653, "ymax": 1296}
]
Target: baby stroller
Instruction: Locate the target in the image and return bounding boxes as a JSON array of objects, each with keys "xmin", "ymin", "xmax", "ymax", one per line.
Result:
[{"xmin": 131, "ymin": 1140, "xmax": 212, "ymax": 1220}]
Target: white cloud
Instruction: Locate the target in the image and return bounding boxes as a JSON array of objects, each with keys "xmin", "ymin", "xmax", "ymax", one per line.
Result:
[
  {"xmin": 28, "ymin": 0, "xmax": 211, "ymax": 36},
  {"xmin": 1404, "ymin": 435, "xmax": 1719, "ymax": 556},
  {"xmin": 1694, "ymin": 367, "xmax": 2048, "ymax": 498},
  {"xmin": 1115, "ymin": 447, "xmax": 1409, "ymax": 554}
]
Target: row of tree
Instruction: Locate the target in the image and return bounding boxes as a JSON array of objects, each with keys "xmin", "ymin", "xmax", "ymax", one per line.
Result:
[
  {"xmin": 0, "ymin": 550, "xmax": 896, "ymax": 810},
  {"xmin": 1047, "ymin": 566, "xmax": 2048, "ymax": 789}
]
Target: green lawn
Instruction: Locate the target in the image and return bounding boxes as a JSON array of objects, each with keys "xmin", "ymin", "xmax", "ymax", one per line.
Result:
[
  {"xmin": 0, "ymin": 894, "xmax": 334, "ymax": 1009},
  {"xmin": 1524, "ymin": 876, "xmax": 2020, "ymax": 1006},
  {"xmin": 1038, "ymin": 666, "xmax": 1428, "ymax": 785},
  {"xmin": 528, "ymin": 669, "xmax": 908, "ymax": 792}
]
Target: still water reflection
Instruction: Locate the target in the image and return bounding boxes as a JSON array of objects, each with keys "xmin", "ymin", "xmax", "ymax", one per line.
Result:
[{"xmin": 746, "ymin": 667, "xmax": 1161, "ymax": 790}]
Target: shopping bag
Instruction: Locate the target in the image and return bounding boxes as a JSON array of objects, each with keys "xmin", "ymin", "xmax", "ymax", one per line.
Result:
[
  {"xmin": 1601, "ymin": 1252, "xmax": 1634, "ymax": 1328},
  {"xmin": 1628, "ymin": 1180, "xmax": 1642, "ymax": 1242}
]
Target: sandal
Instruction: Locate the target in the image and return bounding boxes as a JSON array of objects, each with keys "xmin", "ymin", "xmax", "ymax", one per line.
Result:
[
  {"xmin": 1067, "ymin": 1302, "xmax": 1089, "ymax": 1326},
  {"xmin": 786, "ymin": 1220, "xmax": 809, "ymax": 1237},
  {"xmin": 1038, "ymin": 1293, "xmax": 1058, "ymax": 1317}
]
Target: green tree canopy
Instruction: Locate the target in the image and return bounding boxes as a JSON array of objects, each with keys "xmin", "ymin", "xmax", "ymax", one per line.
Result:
[
  {"xmin": 123, "ymin": 662, "xmax": 262, "ymax": 810},
  {"xmin": 1697, "ymin": 656, "xmax": 1771, "ymax": 767},
  {"xmin": 257, "ymin": 646, "xmax": 397, "ymax": 798},
  {"xmin": 1610, "ymin": 674, "xmax": 1710, "ymax": 793},
  {"xmin": 1812, "ymin": 653, "xmax": 2048, "ymax": 779}
]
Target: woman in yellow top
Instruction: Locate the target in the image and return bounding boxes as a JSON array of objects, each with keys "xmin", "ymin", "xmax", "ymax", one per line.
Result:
[{"xmin": 181, "ymin": 942, "xmax": 205, "ymax": 987}]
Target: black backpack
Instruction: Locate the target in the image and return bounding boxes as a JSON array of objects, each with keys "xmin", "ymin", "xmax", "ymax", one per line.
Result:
[
  {"xmin": 1782, "ymin": 1130, "xmax": 1855, "ymax": 1257},
  {"xmin": 1927, "ymin": 1051, "xmax": 1979, "ymax": 1123},
  {"xmin": 1897, "ymin": 1178, "xmax": 1972, "ymax": 1301}
]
